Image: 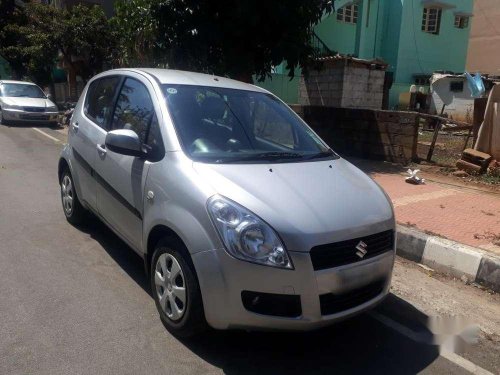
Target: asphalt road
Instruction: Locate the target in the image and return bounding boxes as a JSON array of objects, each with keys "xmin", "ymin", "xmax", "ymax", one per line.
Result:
[{"xmin": 0, "ymin": 122, "xmax": 499, "ymax": 375}]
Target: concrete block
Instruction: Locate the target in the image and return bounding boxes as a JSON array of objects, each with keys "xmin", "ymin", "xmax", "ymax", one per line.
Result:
[
  {"xmin": 456, "ymin": 159, "xmax": 483, "ymax": 174},
  {"xmin": 422, "ymin": 237, "xmax": 483, "ymax": 279},
  {"xmin": 476, "ymin": 256, "xmax": 500, "ymax": 292},
  {"xmin": 462, "ymin": 148, "xmax": 492, "ymax": 167},
  {"xmin": 396, "ymin": 225, "xmax": 428, "ymax": 262},
  {"xmin": 393, "ymin": 225, "xmax": 500, "ymax": 293}
]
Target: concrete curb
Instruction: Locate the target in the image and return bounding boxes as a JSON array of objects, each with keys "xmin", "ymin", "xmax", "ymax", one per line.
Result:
[{"xmin": 396, "ymin": 225, "xmax": 500, "ymax": 293}]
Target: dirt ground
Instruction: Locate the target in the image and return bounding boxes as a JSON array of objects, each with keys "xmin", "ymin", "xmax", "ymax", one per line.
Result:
[
  {"xmin": 417, "ymin": 130, "xmax": 471, "ymax": 166},
  {"xmin": 416, "ymin": 129, "xmax": 500, "ymax": 188}
]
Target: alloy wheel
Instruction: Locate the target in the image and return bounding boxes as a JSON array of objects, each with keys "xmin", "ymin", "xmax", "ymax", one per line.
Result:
[
  {"xmin": 61, "ymin": 175, "xmax": 74, "ymax": 216},
  {"xmin": 154, "ymin": 253, "xmax": 187, "ymax": 321}
]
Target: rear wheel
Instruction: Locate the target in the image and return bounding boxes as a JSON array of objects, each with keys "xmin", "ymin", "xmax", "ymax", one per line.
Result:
[
  {"xmin": 151, "ymin": 238, "xmax": 207, "ymax": 337},
  {"xmin": 60, "ymin": 168, "xmax": 86, "ymax": 225}
]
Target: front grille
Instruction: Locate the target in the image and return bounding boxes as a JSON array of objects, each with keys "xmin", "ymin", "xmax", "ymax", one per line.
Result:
[
  {"xmin": 23, "ymin": 106, "xmax": 45, "ymax": 112},
  {"xmin": 319, "ymin": 279, "xmax": 386, "ymax": 315},
  {"xmin": 310, "ymin": 230, "xmax": 394, "ymax": 270}
]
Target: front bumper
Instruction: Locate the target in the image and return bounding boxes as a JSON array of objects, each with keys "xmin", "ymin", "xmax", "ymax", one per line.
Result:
[
  {"xmin": 2, "ymin": 108, "xmax": 58, "ymax": 123},
  {"xmin": 192, "ymin": 246, "xmax": 395, "ymax": 331}
]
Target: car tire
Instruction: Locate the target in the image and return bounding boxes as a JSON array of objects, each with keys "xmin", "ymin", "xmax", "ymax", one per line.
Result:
[
  {"xmin": 60, "ymin": 168, "xmax": 86, "ymax": 225},
  {"xmin": 151, "ymin": 237, "xmax": 207, "ymax": 337}
]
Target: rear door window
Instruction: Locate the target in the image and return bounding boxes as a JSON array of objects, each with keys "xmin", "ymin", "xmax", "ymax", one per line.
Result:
[{"xmin": 84, "ymin": 76, "xmax": 121, "ymax": 129}]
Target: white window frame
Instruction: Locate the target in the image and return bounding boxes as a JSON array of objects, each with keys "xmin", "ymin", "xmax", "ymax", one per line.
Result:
[
  {"xmin": 337, "ymin": 4, "xmax": 359, "ymax": 24},
  {"xmin": 422, "ymin": 7, "xmax": 442, "ymax": 34},
  {"xmin": 454, "ymin": 15, "xmax": 469, "ymax": 29}
]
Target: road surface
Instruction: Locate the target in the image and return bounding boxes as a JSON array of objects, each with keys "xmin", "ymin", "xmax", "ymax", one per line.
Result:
[{"xmin": 0, "ymin": 123, "xmax": 499, "ymax": 374}]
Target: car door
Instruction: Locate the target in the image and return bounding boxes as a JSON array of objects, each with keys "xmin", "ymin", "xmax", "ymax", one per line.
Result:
[
  {"xmin": 94, "ymin": 75, "xmax": 160, "ymax": 251},
  {"xmin": 70, "ymin": 76, "xmax": 122, "ymax": 210}
]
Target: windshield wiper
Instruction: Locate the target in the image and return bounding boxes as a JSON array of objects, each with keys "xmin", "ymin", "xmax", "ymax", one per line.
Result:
[
  {"xmin": 303, "ymin": 150, "xmax": 338, "ymax": 160},
  {"xmin": 219, "ymin": 151, "xmax": 303, "ymax": 163}
]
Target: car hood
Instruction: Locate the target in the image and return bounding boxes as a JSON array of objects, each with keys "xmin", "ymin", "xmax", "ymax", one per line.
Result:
[
  {"xmin": 193, "ymin": 158, "xmax": 394, "ymax": 252},
  {"xmin": 1, "ymin": 97, "xmax": 55, "ymax": 108}
]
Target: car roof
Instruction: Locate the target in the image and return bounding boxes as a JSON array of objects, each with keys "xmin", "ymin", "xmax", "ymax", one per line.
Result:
[
  {"xmin": 106, "ymin": 68, "xmax": 269, "ymax": 94},
  {"xmin": 0, "ymin": 80, "xmax": 38, "ymax": 85}
]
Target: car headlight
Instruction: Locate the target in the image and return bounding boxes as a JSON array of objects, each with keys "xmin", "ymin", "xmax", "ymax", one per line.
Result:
[
  {"xmin": 207, "ymin": 195, "xmax": 293, "ymax": 269},
  {"xmin": 47, "ymin": 105, "xmax": 58, "ymax": 112}
]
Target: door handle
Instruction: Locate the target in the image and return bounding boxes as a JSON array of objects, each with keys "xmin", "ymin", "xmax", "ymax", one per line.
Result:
[
  {"xmin": 96, "ymin": 144, "xmax": 107, "ymax": 155},
  {"xmin": 72, "ymin": 121, "xmax": 79, "ymax": 131}
]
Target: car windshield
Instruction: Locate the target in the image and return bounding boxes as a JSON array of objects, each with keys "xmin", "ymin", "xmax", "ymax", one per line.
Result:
[
  {"xmin": 162, "ymin": 85, "xmax": 337, "ymax": 163},
  {"xmin": 0, "ymin": 83, "xmax": 46, "ymax": 99}
]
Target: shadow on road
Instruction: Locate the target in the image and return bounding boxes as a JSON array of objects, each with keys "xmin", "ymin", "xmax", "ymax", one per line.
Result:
[
  {"xmin": 76, "ymin": 216, "xmax": 440, "ymax": 374},
  {"xmin": 182, "ymin": 310, "xmax": 438, "ymax": 374},
  {"xmin": 345, "ymin": 156, "xmax": 407, "ymax": 177},
  {"xmin": 75, "ymin": 217, "xmax": 152, "ymax": 296}
]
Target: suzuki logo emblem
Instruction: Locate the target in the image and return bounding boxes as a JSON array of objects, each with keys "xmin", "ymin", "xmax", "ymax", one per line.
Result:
[{"xmin": 355, "ymin": 241, "xmax": 368, "ymax": 259}]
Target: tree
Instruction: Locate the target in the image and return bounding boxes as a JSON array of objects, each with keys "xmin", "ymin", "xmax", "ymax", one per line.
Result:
[
  {"xmin": 0, "ymin": 0, "xmax": 15, "ymax": 23},
  {"xmin": 58, "ymin": 4, "xmax": 119, "ymax": 85},
  {"xmin": 0, "ymin": 3, "xmax": 59, "ymax": 85},
  {"xmin": 0, "ymin": 2, "xmax": 117, "ymax": 93},
  {"xmin": 111, "ymin": 0, "xmax": 161, "ymax": 67},
  {"xmin": 0, "ymin": 0, "xmax": 29, "ymax": 78},
  {"xmin": 152, "ymin": 0, "xmax": 333, "ymax": 82}
]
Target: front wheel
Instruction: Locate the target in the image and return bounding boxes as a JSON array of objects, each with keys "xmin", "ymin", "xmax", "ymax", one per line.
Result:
[
  {"xmin": 60, "ymin": 168, "xmax": 86, "ymax": 225},
  {"xmin": 151, "ymin": 238, "xmax": 207, "ymax": 337}
]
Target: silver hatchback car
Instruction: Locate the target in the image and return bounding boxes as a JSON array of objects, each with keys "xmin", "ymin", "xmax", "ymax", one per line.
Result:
[{"xmin": 59, "ymin": 68, "xmax": 395, "ymax": 337}]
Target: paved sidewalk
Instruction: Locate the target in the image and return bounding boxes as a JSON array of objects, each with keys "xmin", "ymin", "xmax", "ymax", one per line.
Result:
[{"xmin": 352, "ymin": 158, "xmax": 500, "ymax": 256}]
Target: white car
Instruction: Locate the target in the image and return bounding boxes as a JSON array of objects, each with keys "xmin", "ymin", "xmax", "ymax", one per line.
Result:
[{"xmin": 0, "ymin": 80, "xmax": 59, "ymax": 125}]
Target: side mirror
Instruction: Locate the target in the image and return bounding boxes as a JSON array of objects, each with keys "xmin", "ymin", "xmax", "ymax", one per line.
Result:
[
  {"xmin": 46, "ymin": 93, "xmax": 53, "ymax": 100},
  {"xmin": 105, "ymin": 129, "xmax": 145, "ymax": 157}
]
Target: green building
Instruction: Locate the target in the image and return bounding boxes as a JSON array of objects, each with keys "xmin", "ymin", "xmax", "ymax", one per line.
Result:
[{"xmin": 257, "ymin": 0, "xmax": 474, "ymax": 108}]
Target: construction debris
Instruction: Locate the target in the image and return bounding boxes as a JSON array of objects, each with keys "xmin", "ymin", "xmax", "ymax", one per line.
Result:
[
  {"xmin": 456, "ymin": 148, "xmax": 492, "ymax": 175},
  {"xmin": 418, "ymin": 263, "xmax": 434, "ymax": 272},
  {"xmin": 405, "ymin": 169, "xmax": 425, "ymax": 185}
]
